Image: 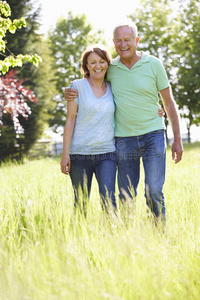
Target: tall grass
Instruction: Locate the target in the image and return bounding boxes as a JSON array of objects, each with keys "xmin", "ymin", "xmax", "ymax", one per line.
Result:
[{"xmin": 0, "ymin": 143, "xmax": 200, "ymax": 300}]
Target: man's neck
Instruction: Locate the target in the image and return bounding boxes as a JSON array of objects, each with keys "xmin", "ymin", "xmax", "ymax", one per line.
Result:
[{"xmin": 120, "ymin": 52, "xmax": 142, "ymax": 69}]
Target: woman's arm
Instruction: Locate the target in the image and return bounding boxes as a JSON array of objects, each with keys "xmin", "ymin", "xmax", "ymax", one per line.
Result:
[{"xmin": 60, "ymin": 100, "xmax": 78, "ymax": 175}]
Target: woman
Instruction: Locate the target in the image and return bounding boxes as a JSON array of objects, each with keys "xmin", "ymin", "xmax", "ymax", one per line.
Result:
[{"xmin": 60, "ymin": 45, "xmax": 117, "ymax": 211}]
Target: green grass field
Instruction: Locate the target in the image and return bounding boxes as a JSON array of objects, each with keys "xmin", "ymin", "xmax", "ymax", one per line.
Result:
[{"xmin": 0, "ymin": 143, "xmax": 200, "ymax": 300}]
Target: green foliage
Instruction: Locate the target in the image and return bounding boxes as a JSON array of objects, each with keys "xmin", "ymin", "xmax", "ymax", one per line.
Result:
[
  {"xmin": 0, "ymin": 1, "xmax": 10, "ymax": 16},
  {"xmin": 129, "ymin": 0, "xmax": 173, "ymax": 77},
  {"xmin": 128, "ymin": 0, "xmax": 200, "ymax": 138},
  {"xmin": 0, "ymin": 144, "xmax": 200, "ymax": 298},
  {"xmin": 0, "ymin": 1, "xmax": 41, "ymax": 74},
  {"xmin": 0, "ymin": 53, "xmax": 41, "ymax": 74},
  {"xmin": 170, "ymin": 0, "xmax": 200, "ymax": 131},
  {"xmin": 0, "ymin": 117, "xmax": 17, "ymax": 159},
  {"xmin": 0, "ymin": 0, "xmax": 56, "ymax": 161},
  {"xmin": 48, "ymin": 11, "xmax": 105, "ymax": 129}
]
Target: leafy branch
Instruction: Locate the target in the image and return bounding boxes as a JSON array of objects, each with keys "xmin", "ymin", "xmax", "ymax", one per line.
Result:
[{"xmin": 0, "ymin": 1, "xmax": 42, "ymax": 74}]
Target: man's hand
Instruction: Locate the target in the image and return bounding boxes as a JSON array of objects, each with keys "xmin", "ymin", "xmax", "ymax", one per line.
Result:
[
  {"xmin": 64, "ymin": 87, "xmax": 78, "ymax": 101},
  {"xmin": 171, "ymin": 139, "xmax": 183, "ymax": 164},
  {"xmin": 159, "ymin": 87, "xmax": 183, "ymax": 164}
]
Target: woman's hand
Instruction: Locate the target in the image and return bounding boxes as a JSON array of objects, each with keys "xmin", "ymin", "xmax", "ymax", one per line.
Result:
[
  {"xmin": 158, "ymin": 107, "xmax": 165, "ymax": 117},
  {"xmin": 60, "ymin": 154, "xmax": 71, "ymax": 175}
]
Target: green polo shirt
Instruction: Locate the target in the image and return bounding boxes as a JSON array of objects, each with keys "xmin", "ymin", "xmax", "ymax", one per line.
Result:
[{"xmin": 107, "ymin": 53, "xmax": 169, "ymax": 137}]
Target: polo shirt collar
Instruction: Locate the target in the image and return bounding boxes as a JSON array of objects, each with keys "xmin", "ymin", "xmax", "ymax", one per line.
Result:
[{"xmin": 111, "ymin": 52, "xmax": 149, "ymax": 69}]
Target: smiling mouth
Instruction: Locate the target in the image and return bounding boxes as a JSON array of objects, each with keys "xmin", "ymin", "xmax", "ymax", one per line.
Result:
[{"xmin": 95, "ymin": 70, "xmax": 103, "ymax": 73}]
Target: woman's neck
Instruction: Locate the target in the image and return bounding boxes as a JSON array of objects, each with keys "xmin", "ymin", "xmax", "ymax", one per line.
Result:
[
  {"xmin": 87, "ymin": 77, "xmax": 106, "ymax": 89},
  {"xmin": 87, "ymin": 77, "xmax": 107, "ymax": 98}
]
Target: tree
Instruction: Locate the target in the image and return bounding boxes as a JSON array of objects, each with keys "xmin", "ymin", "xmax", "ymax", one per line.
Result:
[
  {"xmin": 129, "ymin": 0, "xmax": 200, "ymax": 142},
  {"xmin": 0, "ymin": 0, "xmax": 56, "ymax": 161},
  {"xmin": 129, "ymin": 0, "xmax": 172, "ymax": 64},
  {"xmin": 48, "ymin": 11, "xmax": 105, "ymax": 129},
  {"xmin": 0, "ymin": 69, "xmax": 37, "ymax": 136},
  {"xmin": 0, "ymin": 69, "xmax": 39, "ymax": 162},
  {"xmin": 0, "ymin": 0, "xmax": 43, "ymax": 161},
  {"xmin": 170, "ymin": 0, "xmax": 200, "ymax": 142}
]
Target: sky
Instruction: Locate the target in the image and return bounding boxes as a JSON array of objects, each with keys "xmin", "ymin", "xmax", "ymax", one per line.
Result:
[{"xmin": 38, "ymin": 0, "xmax": 140, "ymax": 45}]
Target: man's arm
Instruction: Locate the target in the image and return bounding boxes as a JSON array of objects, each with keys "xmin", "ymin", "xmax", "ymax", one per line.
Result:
[{"xmin": 159, "ymin": 86, "xmax": 183, "ymax": 164}]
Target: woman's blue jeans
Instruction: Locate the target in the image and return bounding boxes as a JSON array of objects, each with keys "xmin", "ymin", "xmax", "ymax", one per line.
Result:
[
  {"xmin": 69, "ymin": 152, "xmax": 117, "ymax": 210},
  {"xmin": 115, "ymin": 130, "xmax": 166, "ymax": 221}
]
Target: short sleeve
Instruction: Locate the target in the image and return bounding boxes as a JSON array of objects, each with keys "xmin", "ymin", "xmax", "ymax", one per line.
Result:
[
  {"xmin": 69, "ymin": 81, "xmax": 79, "ymax": 105},
  {"xmin": 155, "ymin": 59, "xmax": 170, "ymax": 91}
]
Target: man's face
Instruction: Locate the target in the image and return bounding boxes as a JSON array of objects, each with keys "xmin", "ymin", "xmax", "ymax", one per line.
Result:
[{"xmin": 113, "ymin": 26, "xmax": 139, "ymax": 61}]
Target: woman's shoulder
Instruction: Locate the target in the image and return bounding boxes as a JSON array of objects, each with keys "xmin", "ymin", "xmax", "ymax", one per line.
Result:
[
  {"xmin": 106, "ymin": 82, "xmax": 112, "ymax": 94},
  {"xmin": 69, "ymin": 78, "xmax": 86, "ymax": 88},
  {"xmin": 106, "ymin": 82, "xmax": 111, "ymax": 88}
]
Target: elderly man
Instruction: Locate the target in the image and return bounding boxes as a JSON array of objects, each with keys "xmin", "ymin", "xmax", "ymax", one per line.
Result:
[{"xmin": 65, "ymin": 22, "xmax": 183, "ymax": 224}]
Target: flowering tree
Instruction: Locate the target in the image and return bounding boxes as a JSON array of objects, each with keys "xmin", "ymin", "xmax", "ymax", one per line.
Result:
[
  {"xmin": 0, "ymin": 69, "xmax": 37, "ymax": 137},
  {"xmin": 0, "ymin": 1, "xmax": 41, "ymax": 137}
]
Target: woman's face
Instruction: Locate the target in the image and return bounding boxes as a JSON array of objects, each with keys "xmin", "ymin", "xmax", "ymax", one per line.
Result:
[{"xmin": 87, "ymin": 52, "xmax": 108, "ymax": 79}]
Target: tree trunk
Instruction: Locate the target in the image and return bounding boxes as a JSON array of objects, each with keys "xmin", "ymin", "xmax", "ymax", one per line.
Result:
[{"xmin": 187, "ymin": 125, "xmax": 191, "ymax": 143}]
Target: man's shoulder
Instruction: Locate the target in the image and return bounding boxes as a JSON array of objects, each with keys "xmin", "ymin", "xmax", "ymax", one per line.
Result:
[{"xmin": 142, "ymin": 52, "xmax": 161, "ymax": 64}]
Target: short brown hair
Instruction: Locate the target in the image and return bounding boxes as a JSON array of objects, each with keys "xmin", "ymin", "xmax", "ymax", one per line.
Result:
[{"xmin": 81, "ymin": 45, "xmax": 111, "ymax": 78}]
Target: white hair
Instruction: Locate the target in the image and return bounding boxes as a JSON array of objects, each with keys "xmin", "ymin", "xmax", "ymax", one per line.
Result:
[{"xmin": 113, "ymin": 20, "xmax": 138, "ymax": 38}]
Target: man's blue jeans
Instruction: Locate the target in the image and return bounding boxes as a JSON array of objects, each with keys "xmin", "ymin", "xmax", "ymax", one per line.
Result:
[
  {"xmin": 115, "ymin": 130, "xmax": 166, "ymax": 221},
  {"xmin": 69, "ymin": 152, "xmax": 117, "ymax": 210}
]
